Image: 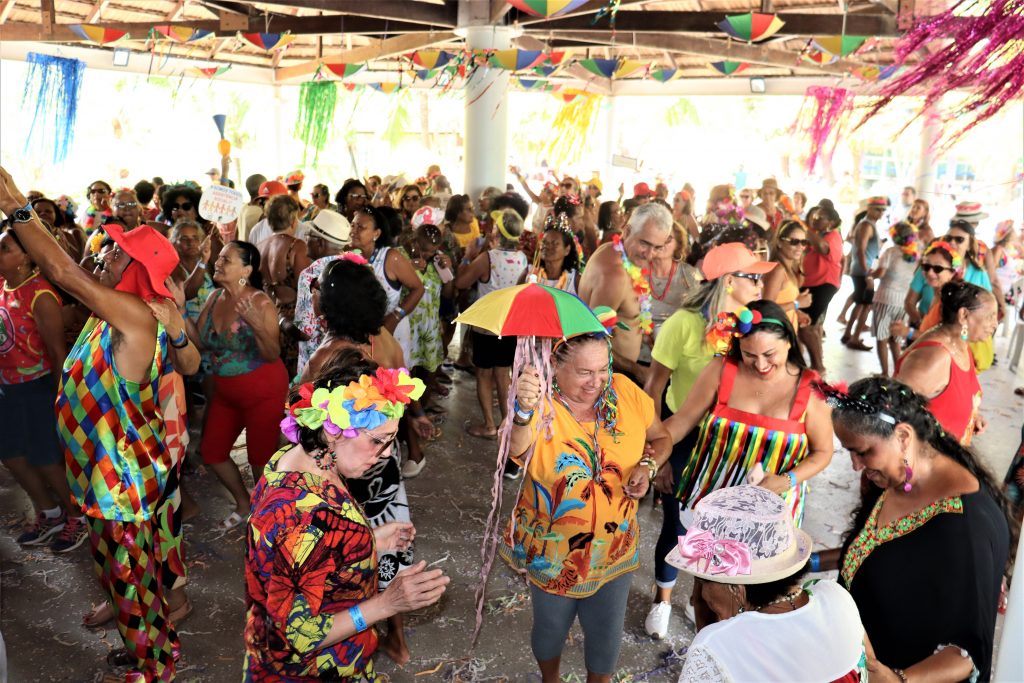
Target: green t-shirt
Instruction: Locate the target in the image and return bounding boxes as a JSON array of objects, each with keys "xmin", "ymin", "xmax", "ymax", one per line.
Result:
[{"xmin": 651, "ymin": 308, "xmax": 713, "ymax": 413}]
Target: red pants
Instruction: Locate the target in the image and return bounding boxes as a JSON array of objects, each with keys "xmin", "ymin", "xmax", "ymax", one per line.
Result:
[{"xmin": 200, "ymin": 360, "xmax": 288, "ymax": 471}]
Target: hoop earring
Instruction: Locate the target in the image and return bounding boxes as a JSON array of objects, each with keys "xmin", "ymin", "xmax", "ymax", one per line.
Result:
[
  {"xmin": 312, "ymin": 448, "xmax": 335, "ymax": 471},
  {"xmin": 239, "ymin": 277, "xmax": 247, "ymax": 286},
  {"xmin": 960, "ymin": 324, "xmax": 969, "ymax": 341},
  {"xmin": 902, "ymin": 456, "xmax": 913, "ymax": 493}
]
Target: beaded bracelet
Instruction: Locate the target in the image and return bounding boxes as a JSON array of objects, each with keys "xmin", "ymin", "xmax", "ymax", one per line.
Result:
[
  {"xmin": 786, "ymin": 471, "xmax": 798, "ymax": 488},
  {"xmin": 892, "ymin": 669, "xmax": 908, "ymax": 683},
  {"xmin": 348, "ymin": 605, "xmax": 368, "ymax": 633}
]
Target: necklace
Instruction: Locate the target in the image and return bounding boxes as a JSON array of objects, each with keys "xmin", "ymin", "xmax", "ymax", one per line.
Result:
[
  {"xmin": 647, "ymin": 259, "xmax": 678, "ymax": 301},
  {"xmin": 534, "ymin": 264, "xmax": 568, "ymax": 291},
  {"xmin": 757, "ymin": 587, "xmax": 804, "ymax": 612},
  {"xmin": 554, "ymin": 389, "xmax": 604, "ymax": 484},
  {"xmin": 610, "ymin": 234, "xmax": 653, "ymax": 333}
]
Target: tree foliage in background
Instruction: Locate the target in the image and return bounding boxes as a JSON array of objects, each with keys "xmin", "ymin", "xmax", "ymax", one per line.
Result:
[
  {"xmin": 664, "ymin": 97, "xmax": 699, "ymax": 127},
  {"xmin": 294, "ymin": 80, "xmax": 338, "ymax": 167},
  {"xmin": 382, "ymin": 89, "xmax": 412, "ymax": 149}
]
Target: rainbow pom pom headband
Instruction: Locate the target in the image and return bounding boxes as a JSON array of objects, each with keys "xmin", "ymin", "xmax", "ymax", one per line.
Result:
[{"xmin": 280, "ymin": 368, "xmax": 426, "ymax": 443}]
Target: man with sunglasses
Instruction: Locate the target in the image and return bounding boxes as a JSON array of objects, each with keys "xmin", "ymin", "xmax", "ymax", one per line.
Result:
[{"xmin": 579, "ymin": 202, "xmax": 674, "ymax": 384}]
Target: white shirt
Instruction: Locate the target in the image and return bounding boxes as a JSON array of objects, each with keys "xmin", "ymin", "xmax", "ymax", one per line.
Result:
[
  {"xmin": 679, "ymin": 580, "xmax": 867, "ymax": 683},
  {"xmin": 246, "ymin": 218, "xmax": 312, "ymax": 246}
]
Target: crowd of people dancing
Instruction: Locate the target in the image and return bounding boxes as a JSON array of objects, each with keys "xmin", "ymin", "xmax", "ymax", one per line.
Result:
[{"xmin": 0, "ymin": 161, "xmax": 1021, "ymax": 682}]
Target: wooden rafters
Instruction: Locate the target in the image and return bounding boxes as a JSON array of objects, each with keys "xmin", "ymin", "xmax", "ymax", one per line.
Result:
[
  {"xmin": 491, "ymin": 0, "xmax": 512, "ymax": 23},
  {"xmin": 516, "ymin": 33, "xmax": 612, "ymax": 95},
  {"xmin": 273, "ymin": 31, "xmax": 458, "ymax": 83},
  {"xmin": 0, "ymin": 0, "xmax": 17, "ymax": 25},
  {"xmin": 165, "ymin": 0, "xmax": 190, "ymax": 21},
  {"xmin": 86, "ymin": 0, "xmax": 112, "ymax": 23},
  {"xmin": 525, "ymin": 11, "xmax": 899, "ymax": 36},
  {"xmin": 231, "ymin": 0, "xmax": 457, "ymax": 26}
]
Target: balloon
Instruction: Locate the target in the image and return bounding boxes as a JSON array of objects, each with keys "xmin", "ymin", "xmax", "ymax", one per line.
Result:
[{"xmin": 217, "ymin": 138, "xmax": 231, "ymax": 157}]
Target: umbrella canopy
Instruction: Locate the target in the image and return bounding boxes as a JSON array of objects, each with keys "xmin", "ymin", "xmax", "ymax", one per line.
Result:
[
  {"xmin": 370, "ymin": 82, "xmax": 402, "ymax": 94},
  {"xmin": 489, "ymin": 49, "xmax": 546, "ymax": 71},
  {"xmin": 153, "ymin": 25, "xmax": 211, "ymax": 42},
  {"xmin": 716, "ymin": 12, "xmax": 785, "ymax": 42},
  {"xmin": 509, "ymin": 0, "xmax": 590, "ymax": 17},
  {"xmin": 650, "ymin": 68, "xmax": 680, "ymax": 82},
  {"xmin": 852, "ymin": 64, "xmax": 899, "ymax": 81},
  {"xmin": 238, "ymin": 32, "xmax": 295, "ymax": 51},
  {"xmin": 456, "ymin": 283, "xmax": 605, "ymax": 338},
  {"xmin": 190, "ymin": 65, "xmax": 231, "ymax": 79},
  {"xmin": 802, "ymin": 49, "xmax": 838, "ymax": 65},
  {"xmin": 812, "ymin": 35, "xmax": 868, "ymax": 57},
  {"xmin": 70, "ymin": 24, "xmax": 128, "ymax": 44},
  {"xmin": 710, "ymin": 60, "xmax": 750, "ymax": 75},
  {"xmin": 578, "ymin": 57, "xmax": 619, "ymax": 78},
  {"xmin": 323, "ymin": 62, "xmax": 364, "ymax": 79},
  {"xmin": 615, "ymin": 59, "xmax": 648, "ymax": 78},
  {"xmin": 411, "ymin": 50, "xmax": 453, "ymax": 70}
]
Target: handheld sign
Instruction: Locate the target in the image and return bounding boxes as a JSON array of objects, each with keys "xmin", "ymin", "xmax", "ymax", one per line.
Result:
[{"xmin": 198, "ymin": 184, "xmax": 245, "ymax": 224}]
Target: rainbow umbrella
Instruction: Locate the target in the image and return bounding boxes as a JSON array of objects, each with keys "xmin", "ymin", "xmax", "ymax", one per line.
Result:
[
  {"xmin": 850, "ymin": 64, "xmax": 899, "ymax": 81},
  {"xmin": 508, "ymin": 0, "xmax": 590, "ymax": 17},
  {"xmin": 238, "ymin": 32, "xmax": 295, "ymax": 51},
  {"xmin": 578, "ymin": 57, "xmax": 619, "ymax": 79},
  {"xmin": 456, "ymin": 283, "xmax": 605, "ymax": 338},
  {"xmin": 414, "ymin": 68, "xmax": 439, "ymax": 80},
  {"xmin": 370, "ymin": 82, "xmax": 402, "ymax": 94},
  {"xmin": 650, "ymin": 68, "xmax": 680, "ymax": 82},
  {"xmin": 533, "ymin": 64, "xmax": 560, "ymax": 77},
  {"xmin": 716, "ymin": 12, "xmax": 785, "ymax": 42},
  {"xmin": 69, "ymin": 24, "xmax": 128, "ymax": 44},
  {"xmin": 615, "ymin": 59, "xmax": 648, "ymax": 78},
  {"xmin": 812, "ymin": 35, "xmax": 868, "ymax": 57},
  {"xmin": 710, "ymin": 60, "xmax": 750, "ymax": 75},
  {"xmin": 516, "ymin": 78, "xmax": 546, "ymax": 89},
  {"xmin": 545, "ymin": 51, "xmax": 566, "ymax": 65},
  {"xmin": 190, "ymin": 65, "xmax": 232, "ymax": 79},
  {"xmin": 323, "ymin": 62, "xmax": 364, "ymax": 79},
  {"xmin": 489, "ymin": 49, "xmax": 546, "ymax": 71},
  {"xmin": 153, "ymin": 25, "xmax": 211, "ymax": 43},
  {"xmin": 411, "ymin": 50, "xmax": 453, "ymax": 70},
  {"xmin": 802, "ymin": 49, "xmax": 838, "ymax": 66}
]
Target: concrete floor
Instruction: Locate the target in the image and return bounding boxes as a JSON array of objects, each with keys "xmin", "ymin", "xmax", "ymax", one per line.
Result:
[{"xmin": 2, "ymin": 311, "xmax": 1022, "ymax": 683}]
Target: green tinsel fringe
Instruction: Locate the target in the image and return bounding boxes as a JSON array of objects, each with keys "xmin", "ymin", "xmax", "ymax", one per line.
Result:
[{"xmin": 294, "ymin": 81, "xmax": 338, "ymax": 167}]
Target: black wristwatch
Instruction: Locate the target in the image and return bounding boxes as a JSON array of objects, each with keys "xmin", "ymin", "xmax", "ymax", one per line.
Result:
[{"xmin": 5, "ymin": 202, "xmax": 33, "ymax": 226}]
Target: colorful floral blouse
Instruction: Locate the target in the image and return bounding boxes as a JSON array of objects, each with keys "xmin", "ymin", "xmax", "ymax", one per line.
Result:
[
  {"xmin": 245, "ymin": 448, "xmax": 378, "ymax": 682},
  {"xmin": 500, "ymin": 375, "xmax": 654, "ymax": 598},
  {"xmin": 0, "ymin": 272, "xmax": 61, "ymax": 384}
]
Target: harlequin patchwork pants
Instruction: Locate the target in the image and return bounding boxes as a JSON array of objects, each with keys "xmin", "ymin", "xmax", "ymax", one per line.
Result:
[{"xmin": 87, "ymin": 487, "xmax": 184, "ymax": 683}]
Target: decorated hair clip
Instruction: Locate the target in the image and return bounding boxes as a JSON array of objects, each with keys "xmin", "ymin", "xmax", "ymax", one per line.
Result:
[{"xmin": 810, "ymin": 381, "xmax": 896, "ymax": 424}]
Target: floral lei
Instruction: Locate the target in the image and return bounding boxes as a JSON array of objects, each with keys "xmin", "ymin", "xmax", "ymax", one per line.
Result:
[
  {"xmin": 889, "ymin": 222, "xmax": 921, "ymax": 263},
  {"xmin": 280, "ymin": 367, "xmax": 426, "ymax": 443},
  {"xmin": 610, "ymin": 234, "xmax": 653, "ymax": 334}
]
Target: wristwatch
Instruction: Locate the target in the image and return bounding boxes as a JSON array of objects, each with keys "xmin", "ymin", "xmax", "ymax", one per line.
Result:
[{"xmin": 5, "ymin": 202, "xmax": 33, "ymax": 225}]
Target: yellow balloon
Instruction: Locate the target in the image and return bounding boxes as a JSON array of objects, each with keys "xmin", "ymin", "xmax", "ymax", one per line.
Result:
[{"xmin": 217, "ymin": 138, "xmax": 231, "ymax": 156}]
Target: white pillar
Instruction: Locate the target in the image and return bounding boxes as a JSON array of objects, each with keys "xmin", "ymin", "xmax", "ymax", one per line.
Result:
[
  {"xmin": 916, "ymin": 106, "xmax": 941, "ymax": 202},
  {"xmin": 604, "ymin": 95, "xmax": 617, "ymax": 188},
  {"xmin": 462, "ymin": 25, "xmax": 512, "ymax": 198}
]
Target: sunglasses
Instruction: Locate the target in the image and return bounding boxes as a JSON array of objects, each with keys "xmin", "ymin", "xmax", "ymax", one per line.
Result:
[
  {"xmin": 739, "ymin": 193, "xmax": 752, "ymax": 200},
  {"xmin": 114, "ymin": 201, "xmax": 138, "ymax": 208},
  {"xmin": 920, "ymin": 263, "xmax": 955, "ymax": 275},
  {"xmin": 782, "ymin": 238, "xmax": 809, "ymax": 247},
  {"xmin": 171, "ymin": 202, "xmax": 193, "ymax": 212},
  {"xmin": 348, "ymin": 193, "xmax": 369, "ymax": 201},
  {"xmin": 943, "ymin": 234, "xmax": 967, "ymax": 244},
  {"xmin": 732, "ymin": 272, "xmax": 763, "ymax": 283},
  {"xmin": 403, "ymin": 195, "xmax": 421, "ymax": 201}
]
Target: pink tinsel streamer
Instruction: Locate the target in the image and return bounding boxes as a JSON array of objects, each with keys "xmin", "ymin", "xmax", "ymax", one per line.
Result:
[
  {"xmin": 856, "ymin": 0, "xmax": 1024, "ymax": 151},
  {"xmin": 792, "ymin": 86, "xmax": 855, "ymax": 175},
  {"xmin": 472, "ymin": 336, "xmax": 555, "ymax": 646}
]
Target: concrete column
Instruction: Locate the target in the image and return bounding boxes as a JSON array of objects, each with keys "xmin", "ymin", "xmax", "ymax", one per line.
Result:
[
  {"xmin": 462, "ymin": 25, "xmax": 512, "ymax": 198},
  {"xmin": 916, "ymin": 106, "xmax": 941, "ymax": 201}
]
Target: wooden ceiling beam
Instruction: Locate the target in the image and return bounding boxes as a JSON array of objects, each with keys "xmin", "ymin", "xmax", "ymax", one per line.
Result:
[
  {"xmin": 86, "ymin": 0, "xmax": 112, "ymax": 23},
  {"xmin": 516, "ymin": 0, "xmax": 652, "ymax": 25},
  {"xmin": 554, "ymin": 30, "xmax": 865, "ymax": 75},
  {"xmin": 273, "ymin": 30, "xmax": 457, "ymax": 82},
  {"xmin": 524, "ymin": 11, "xmax": 899, "ymax": 36},
  {"xmin": 491, "ymin": 0, "xmax": 512, "ymax": 23},
  {"xmin": 230, "ymin": 0, "xmax": 457, "ymax": 26},
  {"xmin": 0, "ymin": 15, "xmax": 436, "ymax": 41},
  {"xmin": 165, "ymin": 0, "xmax": 189, "ymax": 21},
  {"xmin": 0, "ymin": 0, "xmax": 18, "ymax": 25}
]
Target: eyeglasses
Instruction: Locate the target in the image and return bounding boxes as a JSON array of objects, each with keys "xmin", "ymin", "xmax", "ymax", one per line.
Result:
[
  {"xmin": 114, "ymin": 201, "xmax": 138, "ymax": 209},
  {"xmin": 348, "ymin": 193, "xmax": 369, "ymax": 201},
  {"xmin": 403, "ymin": 195, "xmax": 421, "ymax": 202},
  {"xmin": 943, "ymin": 234, "xmax": 967, "ymax": 244},
  {"xmin": 920, "ymin": 263, "xmax": 955, "ymax": 275},
  {"xmin": 732, "ymin": 272, "xmax": 763, "ymax": 283},
  {"xmin": 782, "ymin": 238, "xmax": 809, "ymax": 247},
  {"xmin": 171, "ymin": 202, "xmax": 193, "ymax": 212},
  {"xmin": 637, "ymin": 238, "xmax": 669, "ymax": 253},
  {"xmin": 368, "ymin": 432, "xmax": 396, "ymax": 458}
]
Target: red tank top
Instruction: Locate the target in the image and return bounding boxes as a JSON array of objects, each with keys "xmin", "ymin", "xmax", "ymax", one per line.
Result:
[{"xmin": 896, "ymin": 340, "xmax": 981, "ymax": 445}]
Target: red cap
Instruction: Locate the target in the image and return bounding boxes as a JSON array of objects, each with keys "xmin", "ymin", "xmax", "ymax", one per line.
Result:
[
  {"xmin": 633, "ymin": 182, "xmax": 655, "ymax": 197},
  {"xmin": 103, "ymin": 223, "xmax": 179, "ymax": 299},
  {"xmin": 258, "ymin": 180, "xmax": 288, "ymax": 198},
  {"xmin": 701, "ymin": 242, "xmax": 777, "ymax": 281}
]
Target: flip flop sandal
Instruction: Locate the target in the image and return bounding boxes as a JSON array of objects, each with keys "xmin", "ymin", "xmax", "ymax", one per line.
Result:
[
  {"xmin": 218, "ymin": 511, "xmax": 245, "ymax": 530},
  {"xmin": 466, "ymin": 425, "xmax": 498, "ymax": 440}
]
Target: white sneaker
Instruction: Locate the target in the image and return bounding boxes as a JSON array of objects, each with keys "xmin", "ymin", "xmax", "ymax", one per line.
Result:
[
  {"xmin": 401, "ymin": 458, "xmax": 426, "ymax": 479},
  {"xmin": 684, "ymin": 602, "xmax": 696, "ymax": 625},
  {"xmin": 644, "ymin": 601, "xmax": 672, "ymax": 639}
]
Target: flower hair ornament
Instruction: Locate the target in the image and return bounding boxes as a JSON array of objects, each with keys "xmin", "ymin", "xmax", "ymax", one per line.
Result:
[
  {"xmin": 810, "ymin": 380, "xmax": 896, "ymax": 425},
  {"xmin": 889, "ymin": 221, "xmax": 921, "ymax": 263},
  {"xmin": 677, "ymin": 529, "xmax": 752, "ymax": 577},
  {"xmin": 705, "ymin": 307, "xmax": 785, "ymax": 356},
  {"xmin": 411, "ymin": 206, "xmax": 445, "ymax": 230},
  {"xmin": 491, "ymin": 210, "xmax": 520, "ymax": 243},
  {"xmin": 280, "ymin": 368, "xmax": 426, "ymax": 444},
  {"xmin": 924, "ymin": 240, "xmax": 964, "ymax": 272}
]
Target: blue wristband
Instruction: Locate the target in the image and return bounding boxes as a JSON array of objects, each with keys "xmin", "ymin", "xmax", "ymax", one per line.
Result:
[
  {"xmin": 348, "ymin": 605, "xmax": 368, "ymax": 633},
  {"xmin": 793, "ymin": 299, "xmax": 800, "ymax": 311},
  {"xmin": 786, "ymin": 470, "xmax": 797, "ymax": 488},
  {"xmin": 170, "ymin": 329, "xmax": 188, "ymax": 347},
  {"xmin": 810, "ymin": 552, "xmax": 821, "ymax": 573},
  {"xmin": 513, "ymin": 399, "xmax": 534, "ymax": 419}
]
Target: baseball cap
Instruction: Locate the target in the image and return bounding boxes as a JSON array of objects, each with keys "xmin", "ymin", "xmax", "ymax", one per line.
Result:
[
  {"xmin": 204, "ymin": 167, "xmax": 219, "ymax": 176},
  {"xmin": 258, "ymin": 180, "xmax": 288, "ymax": 198},
  {"xmin": 310, "ymin": 210, "xmax": 351, "ymax": 247},
  {"xmin": 701, "ymin": 242, "xmax": 777, "ymax": 281},
  {"xmin": 633, "ymin": 182, "xmax": 655, "ymax": 197}
]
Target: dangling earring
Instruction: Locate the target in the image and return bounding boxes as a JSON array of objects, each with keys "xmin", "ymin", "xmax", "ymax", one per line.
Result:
[
  {"xmin": 311, "ymin": 447, "xmax": 335, "ymax": 471},
  {"xmin": 725, "ymin": 284, "xmax": 734, "ymax": 295},
  {"xmin": 239, "ymin": 277, "xmax": 247, "ymax": 286},
  {"xmin": 960, "ymin": 324, "xmax": 969, "ymax": 341},
  {"xmin": 902, "ymin": 456, "xmax": 913, "ymax": 493}
]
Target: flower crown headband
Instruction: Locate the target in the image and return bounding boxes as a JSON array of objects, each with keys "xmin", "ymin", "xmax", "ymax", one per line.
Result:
[
  {"xmin": 280, "ymin": 368, "xmax": 426, "ymax": 443},
  {"xmin": 705, "ymin": 307, "xmax": 785, "ymax": 356},
  {"xmin": 544, "ymin": 212, "xmax": 585, "ymax": 267},
  {"xmin": 889, "ymin": 221, "xmax": 920, "ymax": 263},
  {"xmin": 925, "ymin": 240, "xmax": 963, "ymax": 271}
]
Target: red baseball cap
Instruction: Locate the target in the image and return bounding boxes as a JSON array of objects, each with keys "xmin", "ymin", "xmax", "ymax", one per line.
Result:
[
  {"xmin": 103, "ymin": 223, "xmax": 179, "ymax": 299},
  {"xmin": 701, "ymin": 242, "xmax": 776, "ymax": 281},
  {"xmin": 633, "ymin": 182, "xmax": 655, "ymax": 197},
  {"xmin": 258, "ymin": 180, "xmax": 288, "ymax": 198}
]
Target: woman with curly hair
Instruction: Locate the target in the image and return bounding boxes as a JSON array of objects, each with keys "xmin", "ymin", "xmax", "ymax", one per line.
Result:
[{"xmin": 160, "ymin": 184, "xmax": 202, "ymax": 228}]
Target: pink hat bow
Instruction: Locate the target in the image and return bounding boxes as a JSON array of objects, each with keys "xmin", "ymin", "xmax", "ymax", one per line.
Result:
[{"xmin": 678, "ymin": 529, "xmax": 752, "ymax": 577}]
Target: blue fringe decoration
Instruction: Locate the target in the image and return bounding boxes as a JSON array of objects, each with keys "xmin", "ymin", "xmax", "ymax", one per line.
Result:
[{"xmin": 21, "ymin": 52, "xmax": 86, "ymax": 163}]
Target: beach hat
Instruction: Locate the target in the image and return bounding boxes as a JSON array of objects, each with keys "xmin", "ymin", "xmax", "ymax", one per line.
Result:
[
  {"xmin": 743, "ymin": 205, "xmax": 770, "ymax": 231},
  {"xmin": 411, "ymin": 206, "xmax": 445, "ymax": 229},
  {"xmin": 103, "ymin": 223, "xmax": 179, "ymax": 299},
  {"xmin": 258, "ymin": 180, "xmax": 288, "ymax": 198},
  {"xmin": 309, "ymin": 210, "xmax": 351, "ymax": 247},
  {"xmin": 633, "ymin": 182, "xmax": 655, "ymax": 197},
  {"xmin": 994, "ymin": 220, "xmax": 1015, "ymax": 244},
  {"xmin": 284, "ymin": 170, "xmax": 305, "ymax": 186},
  {"xmin": 951, "ymin": 201, "xmax": 988, "ymax": 224},
  {"xmin": 666, "ymin": 485, "xmax": 812, "ymax": 584},
  {"xmin": 865, "ymin": 196, "xmax": 891, "ymax": 208},
  {"xmin": 760, "ymin": 178, "xmax": 783, "ymax": 195},
  {"xmin": 701, "ymin": 242, "xmax": 776, "ymax": 281}
]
